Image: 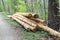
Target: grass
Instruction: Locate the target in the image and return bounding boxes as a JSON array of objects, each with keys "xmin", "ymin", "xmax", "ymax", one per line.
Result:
[
  {"xmin": 1, "ymin": 13, "xmax": 19, "ymax": 26},
  {"xmin": 20, "ymin": 29, "xmax": 48, "ymax": 40},
  {"xmin": 1, "ymin": 13, "xmax": 49, "ymax": 40}
]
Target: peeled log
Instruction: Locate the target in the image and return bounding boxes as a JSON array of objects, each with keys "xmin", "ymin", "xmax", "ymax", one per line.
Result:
[
  {"xmin": 15, "ymin": 12, "xmax": 39, "ymax": 18},
  {"xmin": 32, "ymin": 13, "xmax": 39, "ymax": 18},
  {"xmin": 12, "ymin": 16, "xmax": 36, "ymax": 31},
  {"xmin": 8, "ymin": 15, "xmax": 12, "ymax": 18},
  {"xmin": 38, "ymin": 24, "xmax": 60, "ymax": 38},
  {"xmin": 30, "ymin": 18, "xmax": 46, "ymax": 24},
  {"xmin": 15, "ymin": 12, "xmax": 32, "ymax": 18},
  {"xmin": 13, "ymin": 14, "xmax": 37, "ymax": 27}
]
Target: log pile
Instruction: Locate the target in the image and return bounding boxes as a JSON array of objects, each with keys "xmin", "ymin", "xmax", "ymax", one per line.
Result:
[{"xmin": 8, "ymin": 12, "xmax": 60, "ymax": 38}]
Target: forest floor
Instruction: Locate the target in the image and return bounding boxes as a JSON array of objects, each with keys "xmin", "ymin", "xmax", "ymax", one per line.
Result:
[{"xmin": 0, "ymin": 12, "xmax": 60, "ymax": 40}]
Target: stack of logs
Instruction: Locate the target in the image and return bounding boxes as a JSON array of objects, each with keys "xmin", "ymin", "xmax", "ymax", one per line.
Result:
[{"xmin": 8, "ymin": 12, "xmax": 60, "ymax": 38}]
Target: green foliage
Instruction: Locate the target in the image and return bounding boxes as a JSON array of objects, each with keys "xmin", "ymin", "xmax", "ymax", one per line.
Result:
[
  {"xmin": 0, "ymin": 2, "xmax": 2, "ymax": 11},
  {"xmin": 1, "ymin": 12, "xmax": 7, "ymax": 18},
  {"xmin": 21, "ymin": 29, "xmax": 48, "ymax": 40},
  {"xmin": 5, "ymin": 0, "xmax": 12, "ymax": 5},
  {"xmin": 0, "ymin": 0, "xmax": 48, "ymax": 19},
  {"xmin": 1, "ymin": 13, "xmax": 19, "ymax": 26},
  {"xmin": 0, "ymin": 6, "xmax": 2, "ymax": 11},
  {"xmin": 15, "ymin": 5, "xmax": 26, "ymax": 12},
  {"xmin": 14, "ymin": 0, "xmax": 26, "ymax": 12}
]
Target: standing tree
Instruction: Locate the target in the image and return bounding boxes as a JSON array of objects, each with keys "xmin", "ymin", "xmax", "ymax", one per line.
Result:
[
  {"xmin": 1, "ymin": 0, "xmax": 6, "ymax": 11},
  {"xmin": 48, "ymin": 0, "xmax": 59, "ymax": 31}
]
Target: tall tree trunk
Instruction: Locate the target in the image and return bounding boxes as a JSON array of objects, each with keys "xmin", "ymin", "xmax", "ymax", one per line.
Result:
[
  {"xmin": 43, "ymin": 0, "xmax": 46, "ymax": 20},
  {"xmin": 1, "ymin": 0, "xmax": 5, "ymax": 11},
  {"xmin": 31, "ymin": 0, "xmax": 34, "ymax": 13},
  {"xmin": 48, "ymin": 0, "xmax": 59, "ymax": 31},
  {"xmin": 13, "ymin": 0, "xmax": 17, "ymax": 13}
]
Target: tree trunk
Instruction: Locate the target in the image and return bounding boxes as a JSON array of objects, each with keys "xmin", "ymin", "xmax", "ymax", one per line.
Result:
[
  {"xmin": 1, "ymin": 0, "xmax": 6, "ymax": 11},
  {"xmin": 13, "ymin": 0, "xmax": 17, "ymax": 13},
  {"xmin": 48, "ymin": 0, "xmax": 59, "ymax": 31}
]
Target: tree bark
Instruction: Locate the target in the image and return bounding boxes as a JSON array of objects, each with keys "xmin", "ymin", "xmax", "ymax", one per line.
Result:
[{"xmin": 48, "ymin": 0, "xmax": 59, "ymax": 31}]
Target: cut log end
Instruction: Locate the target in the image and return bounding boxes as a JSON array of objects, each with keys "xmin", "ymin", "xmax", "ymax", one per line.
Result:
[
  {"xmin": 32, "ymin": 14, "xmax": 39, "ymax": 18},
  {"xmin": 32, "ymin": 28, "xmax": 37, "ymax": 32},
  {"xmin": 8, "ymin": 15, "xmax": 12, "ymax": 18},
  {"xmin": 27, "ymin": 28, "xmax": 31, "ymax": 31}
]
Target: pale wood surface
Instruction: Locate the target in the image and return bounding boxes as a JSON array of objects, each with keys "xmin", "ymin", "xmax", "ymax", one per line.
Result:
[
  {"xmin": 12, "ymin": 16, "xmax": 37, "ymax": 31},
  {"xmin": 13, "ymin": 14, "xmax": 37, "ymax": 27},
  {"xmin": 38, "ymin": 24, "xmax": 60, "ymax": 38}
]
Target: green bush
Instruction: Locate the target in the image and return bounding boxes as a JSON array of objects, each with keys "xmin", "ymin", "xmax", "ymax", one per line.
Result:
[{"xmin": 14, "ymin": 0, "xmax": 26, "ymax": 12}]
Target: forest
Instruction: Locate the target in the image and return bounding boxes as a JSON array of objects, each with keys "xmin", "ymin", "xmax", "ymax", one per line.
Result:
[{"xmin": 0, "ymin": 0, "xmax": 60, "ymax": 40}]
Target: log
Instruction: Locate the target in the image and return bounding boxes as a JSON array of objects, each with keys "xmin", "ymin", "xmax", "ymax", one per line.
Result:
[
  {"xmin": 15, "ymin": 12, "xmax": 32, "ymax": 18},
  {"xmin": 38, "ymin": 24, "xmax": 60, "ymax": 38},
  {"xmin": 14, "ymin": 13, "xmax": 45, "ymax": 24},
  {"xmin": 9, "ymin": 13, "xmax": 60, "ymax": 37},
  {"xmin": 32, "ymin": 13, "xmax": 39, "ymax": 18},
  {"xmin": 30, "ymin": 18, "xmax": 46, "ymax": 24},
  {"xmin": 15, "ymin": 12, "xmax": 39, "ymax": 18},
  {"xmin": 12, "ymin": 16, "xmax": 37, "ymax": 31},
  {"xmin": 8, "ymin": 15, "xmax": 12, "ymax": 18},
  {"xmin": 13, "ymin": 14, "xmax": 37, "ymax": 27}
]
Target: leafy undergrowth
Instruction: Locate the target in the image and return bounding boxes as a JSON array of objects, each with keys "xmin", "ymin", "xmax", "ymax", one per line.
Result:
[
  {"xmin": 20, "ymin": 28, "xmax": 49, "ymax": 40},
  {"xmin": 1, "ymin": 13, "xmax": 60, "ymax": 40},
  {"xmin": 1, "ymin": 13, "xmax": 19, "ymax": 26}
]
